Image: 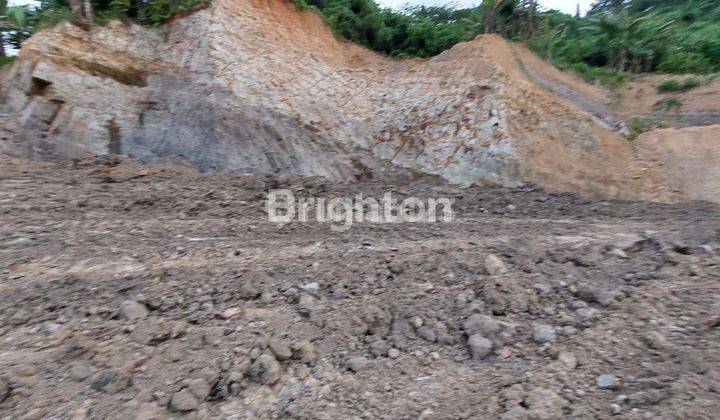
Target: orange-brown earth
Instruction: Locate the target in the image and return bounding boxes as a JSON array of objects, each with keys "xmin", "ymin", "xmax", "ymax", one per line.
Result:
[{"xmin": 3, "ymin": 0, "xmax": 718, "ymax": 202}]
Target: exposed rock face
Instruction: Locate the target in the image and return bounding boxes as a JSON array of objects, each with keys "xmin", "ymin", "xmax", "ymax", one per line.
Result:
[
  {"xmin": 0, "ymin": 0, "xmax": 677, "ymax": 200},
  {"xmin": 636, "ymin": 125, "xmax": 720, "ymax": 203}
]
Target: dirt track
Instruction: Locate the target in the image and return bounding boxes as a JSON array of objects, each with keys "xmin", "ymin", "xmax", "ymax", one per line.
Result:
[{"xmin": 0, "ymin": 155, "xmax": 719, "ymax": 418}]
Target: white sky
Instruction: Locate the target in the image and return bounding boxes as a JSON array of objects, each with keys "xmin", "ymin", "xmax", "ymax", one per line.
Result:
[{"xmin": 7, "ymin": 0, "xmax": 594, "ymax": 16}]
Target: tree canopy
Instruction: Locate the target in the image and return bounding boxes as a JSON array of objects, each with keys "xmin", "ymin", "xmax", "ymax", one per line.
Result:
[{"xmin": 3, "ymin": 0, "xmax": 719, "ymax": 80}]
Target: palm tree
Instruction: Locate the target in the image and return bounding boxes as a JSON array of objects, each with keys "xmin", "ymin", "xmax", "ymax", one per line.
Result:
[{"xmin": 581, "ymin": 9, "xmax": 673, "ymax": 71}]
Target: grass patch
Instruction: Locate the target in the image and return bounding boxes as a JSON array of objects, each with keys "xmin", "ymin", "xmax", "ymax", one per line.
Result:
[
  {"xmin": 626, "ymin": 116, "xmax": 656, "ymax": 141},
  {"xmin": 653, "ymin": 97, "xmax": 683, "ymax": 111},
  {"xmin": 657, "ymin": 76, "xmax": 702, "ymax": 93},
  {"xmin": 0, "ymin": 57, "xmax": 16, "ymax": 67},
  {"xmin": 556, "ymin": 61, "xmax": 628, "ymax": 87}
]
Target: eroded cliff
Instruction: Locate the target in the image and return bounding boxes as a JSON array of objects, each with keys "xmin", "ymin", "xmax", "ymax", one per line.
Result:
[{"xmin": 0, "ymin": 0, "xmax": 681, "ymax": 201}]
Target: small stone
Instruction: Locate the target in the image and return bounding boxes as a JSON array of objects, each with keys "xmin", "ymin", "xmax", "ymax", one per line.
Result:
[
  {"xmin": 268, "ymin": 338, "xmax": 292, "ymax": 361},
  {"xmin": 291, "ymin": 340, "xmax": 317, "ymax": 366},
  {"xmin": 596, "ymin": 290, "xmax": 619, "ymax": 307},
  {"xmin": 120, "ymin": 300, "xmax": 149, "ymax": 320},
  {"xmin": 21, "ymin": 408, "xmax": 46, "ymax": 420},
  {"xmin": 437, "ymin": 332, "xmax": 456, "ymax": 345},
  {"xmin": 533, "ymin": 324, "xmax": 556, "ymax": 344},
  {"xmin": 247, "ymin": 354, "xmax": 282, "ymax": 385},
  {"xmin": 613, "ymin": 234, "xmax": 646, "ymax": 251},
  {"xmin": 468, "ymin": 334, "xmax": 493, "ymax": 360},
  {"xmin": 237, "ymin": 276, "xmax": 264, "ymax": 300},
  {"xmin": 607, "ymin": 248, "xmax": 628, "ymax": 259},
  {"xmin": 525, "ymin": 388, "xmax": 568, "ymax": 418},
  {"xmin": 609, "ymin": 403, "xmax": 622, "ymax": 414},
  {"xmin": 410, "ymin": 316, "xmax": 424, "ymax": 329},
  {"xmin": 347, "ymin": 356, "xmax": 368, "ymax": 373},
  {"xmin": 299, "ymin": 282, "xmax": 319, "ymax": 294},
  {"xmin": 557, "ymin": 352, "xmax": 577, "ymax": 370},
  {"xmin": 369, "ymin": 340, "xmax": 389, "ymax": 357},
  {"xmin": 90, "ymin": 370, "xmax": 131, "ymax": 394},
  {"xmin": 678, "ymin": 347, "xmax": 709, "ymax": 374},
  {"xmin": 70, "ymin": 362, "xmax": 94, "ymax": 382},
  {"xmin": 596, "ymin": 374, "xmax": 618, "ymax": 389},
  {"xmin": 501, "ymin": 406, "xmax": 529, "ymax": 420},
  {"xmin": 388, "ymin": 348, "xmax": 401, "ymax": 359},
  {"xmin": 220, "ymin": 307, "xmax": 242, "ymax": 319},
  {"xmin": 533, "ymin": 283, "xmax": 552, "ymax": 295},
  {"xmin": 485, "ymin": 254, "xmax": 507, "ymax": 275},
  {"xmin": 643, "ymin": 331, "xmax": 671, "ymax": 350},
  {"xmin": 130, "ymin": 320, "xmax": 170, "ymax": 345},
  {"xmin": 417, "ymin": 326, "xmax": 437, "ymax": 343},
  {"xmin": 297, "ymin": 293, "xmax": 317, "ymax": 317},
  {"xmin": 463, "ymin": 314, "xmax": 501, "ymax": 336},
  {"xmin": 14, "ymin": 363, "xmax": 38, "ymax": 377},
  {"xmin": 187, "ymin": 378, "xmax": 211, "ymax": 400},
  {"xmin": 169, "ymin": 389, "xmax": 200, "ymax": 412}
]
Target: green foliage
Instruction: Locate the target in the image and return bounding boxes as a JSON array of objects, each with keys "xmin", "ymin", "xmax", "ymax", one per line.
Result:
[
  {"xmin": 627, "ymin": 115, "xmax": 655, "ymax": 141},
  {"xmin": 653, "ymin": 97, "xmax": 683, "ymax": 110},
  {"xmin": 657, "ymin": 76, "xmax": 701, "ymax": 92},
  {"xmin": 7, "ymin": 0, "xmax": 720, "ymax": 85},
  {"xmin": 0, "ymin": 56, "xmax": 15, "ymax": 66},
  {"xmin": 562, "ymin": 61, "xmax": 629, "ymax": 86}
]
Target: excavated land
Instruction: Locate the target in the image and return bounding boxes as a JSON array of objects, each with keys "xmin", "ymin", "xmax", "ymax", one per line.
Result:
[
  {"xmin": 4, "ymin": 0, "xmax": 719, "ymax": 203},
  {"xmin": 1, "ymin": 0, "xmax": 720, "ymax": 418},
  {"xmin": 0, "ymin": 155, "xmax": 719, "ymax": 419}
]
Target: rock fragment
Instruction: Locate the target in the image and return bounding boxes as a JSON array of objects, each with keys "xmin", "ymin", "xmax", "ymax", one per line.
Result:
[
  {"xmin": 268, "ymin": 338, "xmax": 292, "ymax": 361},
  {"xmin": 187, "ymin": 378, "xmax": 211, "ymax": 401},
  {"xmin": 417, "ymin": 326, "xmax": 437, "ymax": 343},
  {"xmin": 525, "ymin": 388, "xmax": 568, "ymax": 418},
  {"xmin": 246, "ymin": 354, "xmax": 282, "ymax": 385},
  {"xmin": 468, "ymin": 334, "xmax": 493, "ymax": 360},
  {"xmin": 596, "ymin": 374, "xmax": 618, "ymax": 389},
  {"xmin": 70, "ymin": 362, "xmax": 94, "ymax": 382},
  {"xmin": 347, "ymin": 356, "xmax": 369, "ymax": 373},
  {"xmin": 169, "ymin": 389, "xmax": 200, "ymax": 412},
  {"xmin": 291, "ymin": 340, "xmax": 317, "ymax": 365},
  {"xmin": 463, "ymin": 314, "xmax": 501, "ymax": 336},
  {"xmin": 532, "ymin": 325, "xmax": 556, "ymax": 344},
  {"xmin": 120, "ymin": 300, "xmax": 149, "ymax": 320},
  {"xmin": 90, "ymin": 370, "xmax": 131, "ymax": 394},
  {"xmin": 484, "ymin": 254, "xmax": 507, "ymax": 275},
  {"xmin": 557, "ymin": 351, "xmax": 577, "ymax": 370}
]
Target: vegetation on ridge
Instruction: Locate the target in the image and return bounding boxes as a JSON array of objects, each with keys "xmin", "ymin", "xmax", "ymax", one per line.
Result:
[{"xmin": 2, "ymin": 0, "xmax": 719, "ymax": 83}]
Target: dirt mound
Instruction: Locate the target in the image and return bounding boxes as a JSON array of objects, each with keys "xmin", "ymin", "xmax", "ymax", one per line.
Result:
[
  {"xmin": 0, "ymin": 0, "xmax": 681, "ymax": 201},
  {"xmin": 0, "ymin": 156, "xmax": 719, "ymax": 418},
  {"xmin": 635, "ymin": 124, "xmax": 720, "ymax": 203}
]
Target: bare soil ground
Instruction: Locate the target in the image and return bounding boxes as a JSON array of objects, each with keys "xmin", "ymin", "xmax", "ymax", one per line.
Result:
[{"xmin": 1, "ymin": 155, "xmax": 720, "ymax": 419}]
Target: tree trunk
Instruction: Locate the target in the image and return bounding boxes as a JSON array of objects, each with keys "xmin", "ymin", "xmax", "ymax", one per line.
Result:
[{"xmin": 69, "ymin": 0, "xmax": 94, "ymax": 29}]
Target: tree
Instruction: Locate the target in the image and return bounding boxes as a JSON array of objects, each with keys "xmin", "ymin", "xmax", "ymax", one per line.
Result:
[{"xmin": 69, "ymin": 0, "xmax": 93, "ymax": 28}]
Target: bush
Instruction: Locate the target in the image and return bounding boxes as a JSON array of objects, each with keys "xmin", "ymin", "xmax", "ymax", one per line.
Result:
[
  {"xmin": 657, "ymin": 79, "xmax": 681, "ymax": 92},
  {"xmin": 561, "ymin": 61, "xmax": 628, "ymax": 87},
  {"xmin": 627, "ymin": 116, "xmax": 656, "ymax": 141},
  {"xmin": 653, "ymin": 97, "xmax": 683, "ymax": 111},
  {"xmin": 658, "ymin": 50, "xmax": 710, "ymax": 74},
  {"xmin": 0, "ymin": 57, "xmax": 16, "ymax": 67},
  {"xmin": 657, "ymin": 76, "xmax": 702, "ymax": 93}
]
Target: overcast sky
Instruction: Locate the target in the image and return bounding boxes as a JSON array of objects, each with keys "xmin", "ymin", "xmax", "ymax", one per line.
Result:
[{"xmin": 8, "ymin": 0, "xmax": 595, "ymax": 16}]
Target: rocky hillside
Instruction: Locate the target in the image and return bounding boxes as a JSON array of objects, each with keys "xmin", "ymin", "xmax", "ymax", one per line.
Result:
[{"xmin": 0, "ymin": 0, "xmax": 716, "ymax": 203}]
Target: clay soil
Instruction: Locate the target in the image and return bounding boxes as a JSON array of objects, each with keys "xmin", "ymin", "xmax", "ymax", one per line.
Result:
[{"xmin": 1, "ymin": 155, "xmax": 719, "ymax": 419}]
